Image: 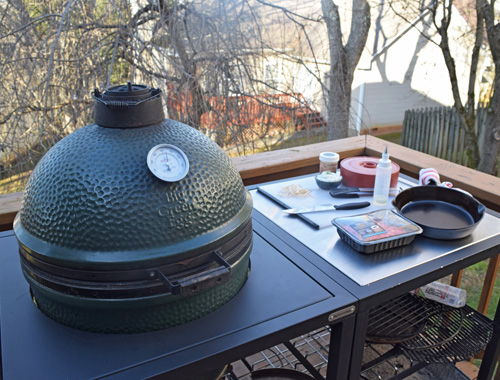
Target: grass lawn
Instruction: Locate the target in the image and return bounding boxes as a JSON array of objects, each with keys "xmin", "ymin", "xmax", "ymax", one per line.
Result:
[
  {"xmin": 461, "ymin": 259, "xmax": 500, "ymax": 320},
  {"xmin": 377, "ymin": 132, "xmax": 402, "ymax": 144}
]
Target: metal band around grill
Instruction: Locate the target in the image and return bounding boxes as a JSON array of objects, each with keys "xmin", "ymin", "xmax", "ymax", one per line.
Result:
[{"xmin": 19, "ymin": 218, "xmax": 252, "ymax": 299}]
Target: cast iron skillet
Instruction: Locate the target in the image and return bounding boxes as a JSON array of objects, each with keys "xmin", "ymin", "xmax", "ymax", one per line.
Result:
[{"xmin": 392, "ymin": 185, "xmax": 485, "ymax": 240}]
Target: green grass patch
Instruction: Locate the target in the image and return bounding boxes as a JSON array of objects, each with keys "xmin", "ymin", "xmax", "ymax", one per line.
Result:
[
  {"xmin": 269, "ymin": 132, "xmax": 327, "ymax": 151},
  {"xmin": 377, "ymin": 132, "xmax": 402, "ymax": 144},
  {"xmin": 459, "ymin": 259, "xmax": 500, "ymax": 320}
]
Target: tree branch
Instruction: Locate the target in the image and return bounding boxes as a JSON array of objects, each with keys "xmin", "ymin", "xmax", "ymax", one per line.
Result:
[
  {"xmin": 0, "ymin": 14, "xmax": 62, "ymax": 40},
  {"xmin": 466, "ymin": 0, "xmax": 484, "ymax": 112},
  {"xmin": 346, "ymin": 0, "xmax": 370, "ymax": 76},
  {"xmin": 254, "ymin": 0, "xmax": 322, "ymax": 23}
]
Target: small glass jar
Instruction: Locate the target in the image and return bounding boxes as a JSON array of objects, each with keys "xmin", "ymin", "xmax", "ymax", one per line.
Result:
[{"xmin": 319, "ymin": 152, "xmax": 339, "ymax": 173}]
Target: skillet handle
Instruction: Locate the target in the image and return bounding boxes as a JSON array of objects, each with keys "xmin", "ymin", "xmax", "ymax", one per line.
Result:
[{"xmin": 477, "ymin": 203, "xmax": 486, "ymax": 216}]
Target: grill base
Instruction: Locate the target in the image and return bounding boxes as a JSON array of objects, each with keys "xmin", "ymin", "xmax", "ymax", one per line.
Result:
[{"xmin": 27, "ymin": 248, "xmax": 251, "ymax": 333}]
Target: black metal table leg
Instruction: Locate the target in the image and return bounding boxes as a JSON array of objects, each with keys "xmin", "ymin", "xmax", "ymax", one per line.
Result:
[
  {"xmin": 477, "ymin": 298, "xmax": 500, "ymax": 380},
  {"xmin": 326, "ymin": 315, "xmax": 356, "ymax": 380},
  {"xmin": 347, "ymin": 310, "xmax": 370, "ymax": 380}
]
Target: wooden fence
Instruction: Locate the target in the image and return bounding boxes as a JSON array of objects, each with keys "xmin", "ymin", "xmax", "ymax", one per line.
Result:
[
  {"xmin": 402, "ymin": 105, "xmax": 487, "ymax": 168},
  {"xmin": 166, "ymin": 86, "xmax": 326, "ymax": 132}
]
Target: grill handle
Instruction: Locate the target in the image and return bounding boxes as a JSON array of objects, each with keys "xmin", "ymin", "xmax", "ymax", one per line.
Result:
[{"xmin": 154, "ymin": 250, "xmax": 231, "ymax": 297}]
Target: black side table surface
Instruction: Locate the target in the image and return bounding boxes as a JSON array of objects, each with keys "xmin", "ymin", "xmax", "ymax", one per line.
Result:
[{"xmin": 0, "ymin": 228, "xmax": 356, "ymax": 380}]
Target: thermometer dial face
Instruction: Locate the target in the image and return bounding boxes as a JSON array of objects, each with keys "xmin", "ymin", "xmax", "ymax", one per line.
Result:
[{"xmin": 147, "ymin": 144, "xmax": 189, "ymax": 182}]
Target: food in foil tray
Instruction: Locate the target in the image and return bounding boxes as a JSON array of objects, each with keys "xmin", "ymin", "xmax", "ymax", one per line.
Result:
[{"xmin": 332, "ymin": 209, "xmax": 423, "ymax": 254}]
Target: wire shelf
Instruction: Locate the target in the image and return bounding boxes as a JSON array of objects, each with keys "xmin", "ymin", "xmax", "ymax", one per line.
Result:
[
  {"xmin": 367, "ymin": 293, "xmax": 494, "ymax": 364},
  {"xmin": 223, "ymin": 295, "xmax": 491, "ymax": 379},
  {"xmin": 228, "ymin": 327, "xmax": 331, "ymax": 379}
]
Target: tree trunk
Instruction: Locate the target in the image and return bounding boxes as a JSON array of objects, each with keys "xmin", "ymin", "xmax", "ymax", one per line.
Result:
[
  {"xmin": 321, "ymin": 0, "xmax": 370, "ymax": 140},
  {"xmin": 326, "ymin": 69, "xmax": 352, "ymax": 140},
  {"xmin": 170, "ymin": 14, "xmax": 208, "ymax": 130},
  {"xmin": 436, "ymin": 1, "xmax": 481, "ymax": 167},
  {"xmin": 478, "ymin": 88, "xmax": 500, "ymax": 174},
  {"xmin": 478, "ymin": 0, "xmax": 500, "ymax": 174}
]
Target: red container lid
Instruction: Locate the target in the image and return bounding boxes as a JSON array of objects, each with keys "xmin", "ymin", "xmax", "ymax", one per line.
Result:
[{"xmin": 340, "ymin": 156, "xmax": 400, "ymax": 188}]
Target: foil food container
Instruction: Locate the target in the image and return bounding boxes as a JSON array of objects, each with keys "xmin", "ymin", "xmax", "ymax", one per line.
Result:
[{"xmin": 332, "ymin": 209, "xmax": 423, "ymax": 254}]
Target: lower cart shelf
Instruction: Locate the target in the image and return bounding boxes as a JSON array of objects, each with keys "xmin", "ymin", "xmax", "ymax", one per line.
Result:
[
  {"xmin": 219, "ymin": 294, "xmax": 493, "ymax": 380},
  {"xmin": 229, "ymin": 327, "xmax": 330, "ymax": 379},
  {"xmin": 366, "ymin": 293, "xmax": 494, "ymax": 364}
]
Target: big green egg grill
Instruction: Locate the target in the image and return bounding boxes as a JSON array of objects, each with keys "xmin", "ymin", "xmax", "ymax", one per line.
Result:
[{"xmin": 13, "ymin": 83, "xmax": 253, "ymax": 333}]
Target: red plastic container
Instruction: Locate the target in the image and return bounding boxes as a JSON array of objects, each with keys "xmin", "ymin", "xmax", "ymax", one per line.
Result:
[{"xmin": 340, "ymin": 156, "xmax": 400, "ymax": 188}]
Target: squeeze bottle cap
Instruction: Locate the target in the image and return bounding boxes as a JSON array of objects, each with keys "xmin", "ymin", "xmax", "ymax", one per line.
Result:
[{"xmin": 379, "ymin": 146, "xmax": 391, "ymax": 168}]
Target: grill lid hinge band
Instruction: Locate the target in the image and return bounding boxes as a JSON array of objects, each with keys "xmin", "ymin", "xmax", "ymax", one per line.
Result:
[{"xmin": 153, "ymin": 250, "xmax": 231, "ymax": 297}]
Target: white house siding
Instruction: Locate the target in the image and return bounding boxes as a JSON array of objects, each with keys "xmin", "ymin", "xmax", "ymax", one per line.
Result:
[
  {"xmin": 351, "ymin": 27, "xmax": 453, "ymax": 131},
  {"xmin": 350, "ymin": 2, "xmax": 478, "ymax": 133},
  {"xmin": 282, "ymin": 58, "xmax": 328, "ymax": 109}
]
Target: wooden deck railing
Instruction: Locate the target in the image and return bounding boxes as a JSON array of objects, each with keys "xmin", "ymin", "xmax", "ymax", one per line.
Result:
[{"xmin": 1, "ymin": 135, "xmax": 499, "ymax": 318}]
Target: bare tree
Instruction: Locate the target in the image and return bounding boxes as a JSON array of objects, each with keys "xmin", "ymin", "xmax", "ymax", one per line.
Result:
[
  {"xmin": 0, "ymin": 0, "xmax": 374, "ymax": 193},
  {"xmin": 478, "ymin": 0, "xmax": 500, "ymax": 174},
  {"xmin": 0, "ymin": 0, "xmax": 102, "ymax": 181},
  {"xmin": 389, "ymin": 0, "xmax": 499, "ymax": 174},
  {"xmin": 321, "ymin": 0, "xmax": 370, "ymax": 140},
  {"xmin": 239, "ymin": 0, "xmax": 372, "ymax": 140},
  {"xmin": 0, "ymin": 0, "xmax": 282, "ymax": 188},
  {"xmin": 430, "ymin": 0, "xmax": 483, "ymax": 169}
]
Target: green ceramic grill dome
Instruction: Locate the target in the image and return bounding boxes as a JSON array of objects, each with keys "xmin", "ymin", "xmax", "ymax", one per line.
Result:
[{"xmin": 14, "ymin": 83, "xmax": 253, "ymax": 333}]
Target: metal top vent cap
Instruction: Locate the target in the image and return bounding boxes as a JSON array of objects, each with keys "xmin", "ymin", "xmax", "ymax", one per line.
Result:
[{"xmin": 93, "ymin": 82, "xmax": 165, "ymax": 128}]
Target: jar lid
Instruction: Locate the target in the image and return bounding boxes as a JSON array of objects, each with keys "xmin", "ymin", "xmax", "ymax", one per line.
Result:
[{"xmin": 319, "ymin": 152, "xmax": 339, "ymax": 162}]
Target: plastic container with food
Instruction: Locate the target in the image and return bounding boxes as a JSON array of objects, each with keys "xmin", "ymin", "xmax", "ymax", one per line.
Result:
[
  {"xmin": 315, "ymin": 171, "xmax": 342, "ymax": 190},
  {"xmin": 332, "ymin": 209, "xmax": 423, "ymax": 254}
]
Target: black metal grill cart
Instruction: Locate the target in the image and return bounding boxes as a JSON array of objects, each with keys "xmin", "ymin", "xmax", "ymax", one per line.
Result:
[
  {"xmin": 251, "ymin": 174, "xmax": 500, "ymax": 380},
  {"xmin": 0, "ymin": 226, "xmax": 357, "ymax": 380}
]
